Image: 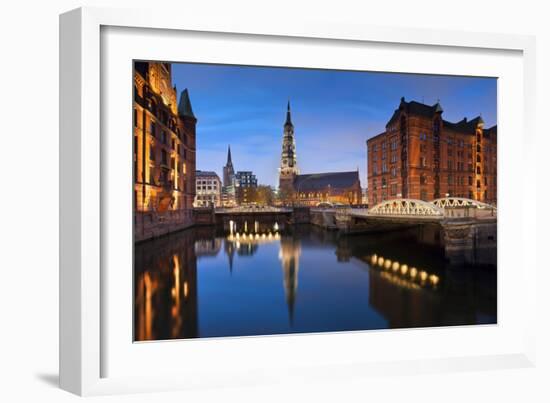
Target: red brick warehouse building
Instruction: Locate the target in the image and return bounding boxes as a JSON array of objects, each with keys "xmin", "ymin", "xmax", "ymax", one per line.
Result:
[{"xmin": 367, "ymin": 98, "xmax": 497, "ymax": 206}]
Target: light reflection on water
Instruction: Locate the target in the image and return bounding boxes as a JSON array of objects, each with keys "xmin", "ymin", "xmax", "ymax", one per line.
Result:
[{"xmin": 134, "ymin": 225, "xmax": 496, "ymax": 341}]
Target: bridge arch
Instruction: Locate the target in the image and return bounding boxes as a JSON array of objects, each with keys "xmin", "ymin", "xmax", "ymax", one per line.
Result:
[
  {"xmin": 432, "ymin": 197, "xmax": 496, "ymax": 210},
  {"xmin": 368, "ymin": 199, "xmax": 445, "ymax": 217}
]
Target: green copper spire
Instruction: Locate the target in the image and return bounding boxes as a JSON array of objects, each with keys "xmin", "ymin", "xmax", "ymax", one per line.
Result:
[{"xmin": 178, "ymin": 88, "xmax": 195, "ymax": 118}]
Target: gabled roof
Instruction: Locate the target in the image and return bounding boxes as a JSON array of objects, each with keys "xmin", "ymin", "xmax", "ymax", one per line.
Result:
[
  {"xmin": 387, "ymin": 97, "xmax": 443, "ymax": 126},
  {"xmin": 178, "ymin": 88, "xmax": 195, "ymax": 118},
  {"xmin": 196, "ymin": 170, "xmax": 220, "ymax": 178},
  {"xmin": 443, "ymin": 116, "xmax": 485, "ymax": 134},
  {"xmin": 293, "ymin": 171, "xmax": 360, "ymax": 191},
  {"xmin": 483, "ymin": 125, "xmax": 497, "ymax": 139},
  {"xmin": 366, "ymin": 131, "xmax": 387, "ymax": 144}
]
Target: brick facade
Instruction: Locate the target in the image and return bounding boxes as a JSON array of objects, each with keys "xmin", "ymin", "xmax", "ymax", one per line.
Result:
[{"xmin": 367, "ymin": 98, "xmax": 497, "ymax": 206}]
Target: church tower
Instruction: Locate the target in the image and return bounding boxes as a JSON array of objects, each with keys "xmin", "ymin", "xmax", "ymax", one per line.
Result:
[
  {"xmin": 279, "ymin": 101, "xmax": 299, "ymax": 191},
  {"xmin": 222, "ymin": 145, "xmax": 235, "ymax": 187}
]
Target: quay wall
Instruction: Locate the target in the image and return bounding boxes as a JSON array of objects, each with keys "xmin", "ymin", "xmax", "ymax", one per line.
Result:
[{"xmin": 134, "ymin": 210, "xmax": 194, "ymax": 243}]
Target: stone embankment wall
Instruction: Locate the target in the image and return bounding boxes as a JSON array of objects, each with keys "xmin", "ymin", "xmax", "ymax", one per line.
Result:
[{"xmin": 134, "ymin": 210, "xmax": 194, "ymax": 243}]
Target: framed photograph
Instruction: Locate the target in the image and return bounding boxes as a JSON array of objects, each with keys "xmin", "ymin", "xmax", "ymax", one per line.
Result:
[{"xmin": 60, "ymin": 7, "xmax": 537, "ymax": 396}]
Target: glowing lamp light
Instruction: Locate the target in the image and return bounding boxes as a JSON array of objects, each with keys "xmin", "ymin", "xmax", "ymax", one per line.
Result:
[
  {"xmin": 384, "ymin": 259, "xmax": 392, "ymax": 269},
  {"xmin": 429, "ymin": 275, "xmax": 439, "ymax": 286},
  {"xmin": 183, "ymin": 282, "xmax": 189, "ymax": 298},
  {"xmin": 420, "ymin": 271, "xmax": 428, "ymax": 282},
  {"xmin": 410, "ymin": 267, "xmax": 418, "ymax": 278},
  {"xmin": 392, "ymin": 262, "xmax": 400, "ymax": 271},
  {"xmin": 377, "ymin": 257, "xmax": 385, "ymax": 266},
  {"xmin": 400, "ymin": 264, "xmax": 408, "ymax": 275},
  {"xmin": 371, "ymin": 254, "xmax": 378, "ymax": 265}
]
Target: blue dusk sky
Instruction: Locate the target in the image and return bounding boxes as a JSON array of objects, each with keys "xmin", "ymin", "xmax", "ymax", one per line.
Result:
[{"xmin": 171, "ymin": 63, "xmax": 497, "ymax": 188}]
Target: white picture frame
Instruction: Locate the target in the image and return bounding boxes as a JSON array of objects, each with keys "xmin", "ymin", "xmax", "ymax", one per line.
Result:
[{"xmin": 60, "ymin": 6, "xmax": 537, "ymax": 396}]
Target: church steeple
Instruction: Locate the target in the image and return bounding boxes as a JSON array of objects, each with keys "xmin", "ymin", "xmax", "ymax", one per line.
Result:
[
  {"xmin": 279, "ymin": 101, "xmax": 299, "ymax": 191},
  {"xmin": 223, "ymin": 145, "xmax": 235, "ymax": 187},
  {"xmin": 285, "ymin": 100, "xmax": 293, "ymax": 127},
  {"xmin": 226, "ymin": 145, "xmax": 233, "ymax": 164}
]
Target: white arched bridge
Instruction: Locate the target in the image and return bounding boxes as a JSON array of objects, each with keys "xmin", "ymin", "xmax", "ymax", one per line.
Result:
[{"xmin": 334, "ymin": 197, "xmax": 496, "ymax": 221}]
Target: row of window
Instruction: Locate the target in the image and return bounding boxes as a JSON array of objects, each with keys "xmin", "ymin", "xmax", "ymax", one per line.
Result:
[
  {"xmin": 197, "ymin": 185, "xmax": 219, "ymax": 191},
  {"xmin": 134, "ymin": 107, "xmax": 191, "ymax": 148},
  {"xmin": 197, "ymin": 179, "xmax": 220, "ymax": 185},
  {"xmin": 370, "ymin": 135, "xmax": 495, "ymax": 152},
  {"xmin": 371, "ymin": 190, "xmax": 491, "ymax": 203}
]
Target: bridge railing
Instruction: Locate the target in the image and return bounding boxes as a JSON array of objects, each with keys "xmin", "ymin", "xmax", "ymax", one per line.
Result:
[{"xmin": 215, "ymin": 206, "xmax": 292, "ymax": 214}]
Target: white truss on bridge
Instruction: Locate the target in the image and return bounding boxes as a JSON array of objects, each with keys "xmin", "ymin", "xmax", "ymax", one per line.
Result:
[
  {"xmin": 368, "ymin": 199, "xmax": 445, "ymax": 217},
  {"xmin": 431, "ymin": 197, "xmax": 496, "ymax": 210}
]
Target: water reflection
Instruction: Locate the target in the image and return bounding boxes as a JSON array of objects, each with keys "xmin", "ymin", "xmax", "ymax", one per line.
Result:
[
  {"xmin": 134, "ymin": 225, "xmax": 496, "ymax": 341},
  {"xmin": 278, "ymin": 237, "xmax": 300, "ymax": 324}
]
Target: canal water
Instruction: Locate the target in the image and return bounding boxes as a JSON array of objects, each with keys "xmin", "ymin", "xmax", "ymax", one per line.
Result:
[{"xmin": 134, "ymin": 225, "xmax": 496, "ymax": 341}]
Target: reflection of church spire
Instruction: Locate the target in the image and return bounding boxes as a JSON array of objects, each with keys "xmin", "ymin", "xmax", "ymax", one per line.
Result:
[
  {"xmin": 285, "ymin": 265, "xmax": 297, "ymax": 326},
  {"xmin": 224, "ymin": 239, "xmax": 235, "ymax": 275},
  {"xmin": 278, "ymin": 236, "xmax": 301, "ymax": 327}
]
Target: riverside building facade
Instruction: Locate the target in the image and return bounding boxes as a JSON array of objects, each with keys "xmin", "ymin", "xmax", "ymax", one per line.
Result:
[
  {"xmin": 194, "ymin": 170, "xmax": 222, "ymax": 207},
  {"xmin": 367, "ymin": 98, "xmax": 497, "ymax": 206},
  {"xmin": 133, "ymin": 62, "xmax": 197, "ymax": 240}
]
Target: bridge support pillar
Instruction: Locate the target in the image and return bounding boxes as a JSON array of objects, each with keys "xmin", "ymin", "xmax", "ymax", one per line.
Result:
[{"xmin": 442, "ymin": 222, "xmax": 476, "ymax": 265}]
